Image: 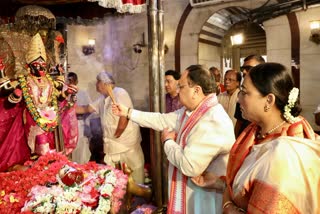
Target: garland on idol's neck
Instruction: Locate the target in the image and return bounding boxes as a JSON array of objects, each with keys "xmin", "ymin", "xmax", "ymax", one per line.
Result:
[
  {"xmin": 283, "ymin": 87, "xmax": 299, "ymax": 124},
  {"xmin": 18, "ymin": 73, "xmax": 59, "ymax": 132}
]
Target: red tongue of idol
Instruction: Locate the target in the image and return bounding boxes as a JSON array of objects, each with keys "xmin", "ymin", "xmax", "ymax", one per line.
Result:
[{"xmin": 39, "ymin": 70, "xmax": 45, "ymax": 76}]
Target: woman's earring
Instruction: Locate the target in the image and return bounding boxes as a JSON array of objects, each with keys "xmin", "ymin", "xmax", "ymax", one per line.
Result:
[{"xmin": 264, "ymin": 105, "xmax": 270, "ymax": 112}]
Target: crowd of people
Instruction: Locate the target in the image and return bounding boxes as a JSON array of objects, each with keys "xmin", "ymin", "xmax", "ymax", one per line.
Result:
[
  {"xmin": 1, "ymin": 3, "xmax": 320, "ymax": 214},
  {"xmin": 1, "ymin": 28, "xmax": 320, "ymax": 213},
  {"xmin": 110, "ymin": 59, "xmax": 320, "ymax": 213}
]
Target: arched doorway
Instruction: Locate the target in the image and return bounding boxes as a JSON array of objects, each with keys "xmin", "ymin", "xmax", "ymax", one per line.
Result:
[{"xmin": 198, "ymin": 6, "xmax": 266, "ymax": 75}]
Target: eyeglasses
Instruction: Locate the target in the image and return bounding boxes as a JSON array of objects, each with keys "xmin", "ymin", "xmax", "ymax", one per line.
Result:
[{"xmin": 240, "ymin": 65, "xmax": 253, "ymax": 72}]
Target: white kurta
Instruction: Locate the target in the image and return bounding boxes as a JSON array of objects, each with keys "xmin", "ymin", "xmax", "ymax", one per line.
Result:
[
  {"xmin": 90, "ymin": 87, "xmax": 145, "ymax": 183},
  {"xmin": 218, "ymin": 88, "xmax": 240, "ymax": 127},
  {"xmin": 130, "ymin": 100, "xmax": 235, "ymax": 213}
]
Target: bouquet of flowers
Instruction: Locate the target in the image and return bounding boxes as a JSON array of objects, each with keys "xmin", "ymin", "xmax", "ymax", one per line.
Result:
[{"xmin": 0, "ymin": 152, "xmax": 128, "ymax": 214}]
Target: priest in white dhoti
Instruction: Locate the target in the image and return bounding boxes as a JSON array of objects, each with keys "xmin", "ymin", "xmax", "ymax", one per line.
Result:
[
  {"xmin": 112, "ymin": 65, "xmax": 235, "ymax": 214},
  {"xmin": 76, "ymin": 71, "xmax": 145, "ymax": 184}
]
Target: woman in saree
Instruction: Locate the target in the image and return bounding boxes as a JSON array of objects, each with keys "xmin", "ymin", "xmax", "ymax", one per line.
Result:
[
  {"xmin": 193, "ymin": 62, "xmax": 320, "ymax": 213},
  {"xmin": 224, "ymin": 62, "xmax": 320, "ymax": 213}
]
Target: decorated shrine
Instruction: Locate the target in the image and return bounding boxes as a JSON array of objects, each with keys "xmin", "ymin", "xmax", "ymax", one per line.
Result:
[
  {"xmin": 0, "ymin": 5, "xmax": 79, "ymax": 172},
  {"xmin": 0, "ymin": 2, "xmax": 155, "ymax": 213}
]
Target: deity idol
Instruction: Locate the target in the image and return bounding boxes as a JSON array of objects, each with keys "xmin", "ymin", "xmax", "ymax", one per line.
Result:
[{"xmin": 0, "ymin": 33, "xmax": 78, "ymax": 171}]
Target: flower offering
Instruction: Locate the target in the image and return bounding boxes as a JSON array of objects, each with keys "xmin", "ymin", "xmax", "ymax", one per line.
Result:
[{"xmin": 0, "ymin": 152, "xmax": 128, "ymax": 214}]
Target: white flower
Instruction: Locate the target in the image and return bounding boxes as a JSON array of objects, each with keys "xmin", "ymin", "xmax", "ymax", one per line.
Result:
[
  {"xmin": 100, "ymin": 183, "xmax": 114, "ymax": 197},
  {"xmin": 80, "ymin": 207, "xmax": 94, "ymax": 214},
  {"xmin": 104, "ymin": 170, "xmax": 117, "ymax": 184},
  {"xmin": 95, "ymin": 197, "xmax": 111, "ymax": 214},
  {"xmin": 33, "ymin": 202, "xmax": 55, "ymax": 213},
  {"xmin": 283, "ymin": 87, "xmax": 300, "ymax": 123},
  {"xmin": 55, "ymin": 199, "xmax": 81, "ymax": 214},
  {"xmin": 61, "ymin": 188, "xmax": 79, "ymax": 201},
  {"xmin": 23, "ymin": 194, "xmax": 55, "ymax": 213}
]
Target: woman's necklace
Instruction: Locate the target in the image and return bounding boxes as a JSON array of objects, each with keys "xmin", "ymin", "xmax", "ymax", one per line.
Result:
[{"xmin": 257, "ymin": 121, "xmax": 286, "ymax": 139}]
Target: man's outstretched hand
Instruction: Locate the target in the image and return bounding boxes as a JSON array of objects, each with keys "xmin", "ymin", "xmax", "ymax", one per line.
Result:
[{"xmin": 112, "ymin": 103, "xmax": 128, "ymax": 117}]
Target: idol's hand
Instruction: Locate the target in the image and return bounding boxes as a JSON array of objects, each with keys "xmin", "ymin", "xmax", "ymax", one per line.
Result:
[
  {"xmin": 67, "ymin": 84, "xmax": 78, "ymax": 95},
  {"xmin": 112, "ymin": 103, "xmax": 128, "ymax": 117},
  {"xmin": 13, "ymin": 88, "xmax": 22, "ymax": 97}
]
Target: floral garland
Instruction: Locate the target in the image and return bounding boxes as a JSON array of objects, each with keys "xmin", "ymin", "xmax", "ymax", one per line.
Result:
[
  {"xmin": 283, "ymin": 87, "xmax": 300, "ymax": 123},
  {"xmin": 18, "ymin": 74, "xmax": 60, "ymax": 132},
  {"xmin": 0, "ymin": 152, "xmax": 128, "ymax": 214}
]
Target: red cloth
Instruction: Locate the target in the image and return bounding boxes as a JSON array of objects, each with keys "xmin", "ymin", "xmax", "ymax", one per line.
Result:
[
  {"xmin": 60, "ymin": 100, "xmax": 78, "ymax": 152},
  {"xmin": 218, "ymin": 83, "xmax": 226, "ymax": 93},
  {"xmin": 0, "ymin": 98, "xmax": 30, "ymax": 171},
  {"xmin": 0, "ymin": 98, "xmax": 78, "ymax": 171}
]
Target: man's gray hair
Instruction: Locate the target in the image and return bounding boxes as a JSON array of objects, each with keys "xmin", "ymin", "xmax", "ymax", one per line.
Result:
[{"xmin": 96, "ymin": 71, "xmax": 115, "ymax": 84}]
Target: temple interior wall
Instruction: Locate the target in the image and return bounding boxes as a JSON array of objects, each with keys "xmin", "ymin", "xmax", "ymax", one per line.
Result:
[{"xmin": 66, "ymin": 0, "xmax": 320, "ymax": 130}]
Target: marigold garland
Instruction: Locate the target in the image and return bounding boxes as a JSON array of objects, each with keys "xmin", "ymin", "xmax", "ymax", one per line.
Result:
[{"xmin": 18, "ymin": 74, "xmax": 60, "ymax": 132}]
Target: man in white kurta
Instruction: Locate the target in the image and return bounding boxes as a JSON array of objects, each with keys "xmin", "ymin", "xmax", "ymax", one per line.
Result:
[
  {"xmin": 218, "ymin": 88, "xmax": 240, "ymax": 126},
  {"xmin": 112, "ymin": 65, "xmax": 235, "ymax": 214},
  {"xmin": 90, "ymin": 87, "xmax": 144, "ymax": 183},
  {"xmin": 76, "ymin": 71, "xmax": 145, "ymax": 184},
  {"xmin": 218, "ymin": 69, "xmax": 241, "ymax": 127}
]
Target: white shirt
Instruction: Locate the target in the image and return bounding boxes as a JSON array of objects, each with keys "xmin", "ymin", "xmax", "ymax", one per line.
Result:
[
  {"xmin": 218, "ymin": 88, "xmax": 240, "ymax": 126},
  {"xmin": 130, "ymin": 98, "xmax": 235, "ymax": 213},
  {"xmin": 90, "ymin": 87, "xmax": 141, "ymax": 154}
]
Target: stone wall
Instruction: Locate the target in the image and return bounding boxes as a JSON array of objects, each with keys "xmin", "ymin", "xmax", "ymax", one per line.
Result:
[
  {"xmin": 295, "ymin": 7, "xmax": 320, "ymax": 129},
  {"xmin": 67, "ymin": 13, "xmax": 149, "ymax": 110}
]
